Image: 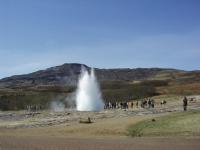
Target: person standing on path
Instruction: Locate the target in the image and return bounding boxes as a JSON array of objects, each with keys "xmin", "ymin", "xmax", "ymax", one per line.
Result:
[{"xmin": 183, "ymin": 96, "xmax": 188, "ymax": 111}]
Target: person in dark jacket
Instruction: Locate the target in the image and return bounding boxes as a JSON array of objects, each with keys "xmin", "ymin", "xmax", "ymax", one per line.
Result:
[{"xmin": 183, "ymin": 96, "xmax": 188, "ymax": 111}]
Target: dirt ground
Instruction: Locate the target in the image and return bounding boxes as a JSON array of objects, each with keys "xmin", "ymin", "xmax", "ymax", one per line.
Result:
[
  {"xmin": 0, "ymin": 136, "xmax": 200, "ymax": 150},
  {"xmin": 0, "ymin": 95, "xmax": 200, "ymax": 150}
]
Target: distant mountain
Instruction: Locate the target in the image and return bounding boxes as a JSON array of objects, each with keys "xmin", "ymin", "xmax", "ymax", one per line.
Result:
[{"xmin": 0, "ymin": 63, "xmax": 185, "ymax": 88}]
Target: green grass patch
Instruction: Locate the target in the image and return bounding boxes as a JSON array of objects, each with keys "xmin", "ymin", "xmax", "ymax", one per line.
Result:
[{"xmin": 127, "ymin": 110, "xmax": 200, "ymax": 137}]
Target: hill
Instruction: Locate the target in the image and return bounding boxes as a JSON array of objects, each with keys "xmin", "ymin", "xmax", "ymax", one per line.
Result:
[
  {"xmin": 0, "ymin": 63, "xmax": 199, "ymax": 110},
  {"xmin": 0, "ymin": 63, "xmax": 171, "ymax": 88}
]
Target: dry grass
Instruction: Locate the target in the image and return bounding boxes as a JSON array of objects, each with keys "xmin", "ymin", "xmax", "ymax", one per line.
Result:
[
  {"xmin": 0, "ymin": 114, "xmax": 154, "ymax": 138},
  {"xmin": 157, "ymin": 82, "xmax": 200, "ymax": 95},
  {"xmin": 0, "ymin": 94, "xmax": 200, "ymax": 150},
  {"xmin": 0, "ymin": 94, "xmax": 199, "ymax": 139}
]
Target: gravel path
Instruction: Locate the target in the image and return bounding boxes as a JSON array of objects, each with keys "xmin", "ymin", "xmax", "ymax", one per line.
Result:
[{"xmin": 0, "ymin": 136, "xmax": 200, "ymax": 150}]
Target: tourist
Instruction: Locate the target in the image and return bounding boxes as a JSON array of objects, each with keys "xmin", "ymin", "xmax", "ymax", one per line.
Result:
[
  {"xmin": 183, "ymin": 97, "xmax": 188, "ymax": 111},
  {"xmin": 136, "ymin": 101, "xmax": 139, "ymax": 108}
]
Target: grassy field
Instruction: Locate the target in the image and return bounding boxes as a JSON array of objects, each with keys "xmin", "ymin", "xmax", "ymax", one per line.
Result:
[
  {"xmin": 127, "ymin": 110, "xmax": 200, "ymax": 137},
  {"xmin": 0, "ymin": 98, "xmax": 200, "ymax": 150},
  {"xmin": 0, "ymin": 114, "xmax": 153, "ymax": 138},
  {"xmin": 1, "ymin": 70, "xmax": 200, "ymax": 110},
  {"xmin": 0, "ymin": 94, "xmax": 199, "ymax": 138},
  {"xmin": 1, "ymin": 110, "xmax": 200, "ymax": 150}
]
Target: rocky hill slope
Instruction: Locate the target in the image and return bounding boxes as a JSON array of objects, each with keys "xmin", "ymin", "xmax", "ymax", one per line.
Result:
[{"xmin": 0, "ymin": 63, "xmax": 179, "ymax": 88}]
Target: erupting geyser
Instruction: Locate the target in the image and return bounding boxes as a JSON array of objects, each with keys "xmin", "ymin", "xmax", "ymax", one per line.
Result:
[{"xmin": 76, "ymin": 68, "xmax": 104, "ymax": 111}]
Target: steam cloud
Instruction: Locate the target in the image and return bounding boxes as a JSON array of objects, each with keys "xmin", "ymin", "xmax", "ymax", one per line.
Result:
[
  {"xmin": 76, "ymin": 68, "xmax": 104, "ymax": 111},
  {"xmin": 50, "ymin": 101, "xmax": 65, "ymax": 112}
]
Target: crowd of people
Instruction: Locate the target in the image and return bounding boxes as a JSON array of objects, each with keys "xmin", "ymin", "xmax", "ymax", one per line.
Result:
[
  {"xmin": 104, "ymin": 98, "xmax": 156, "ymax": 110},
  {"xmin": 140, "ymin": 99, "xmax": 155, "ymax": 108},
  {"xmin": 104, "ymin": 96, "xmax": 191, "ymax": 111},
  {"xmin": 25, "ymin": 97, "xmax": 190, "ymax": 112},
  {"xmin": 26, "ymin": 105, "xmax": 42, "ymax": 113},
  {"xmin": 104, "ymin": 102, "xmax": 130, "ymax": 109}
]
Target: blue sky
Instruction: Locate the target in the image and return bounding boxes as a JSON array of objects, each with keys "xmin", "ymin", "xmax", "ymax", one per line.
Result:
[{"xmin": 0, "ymin": 0, "xmax": 200, "ymax": 79}]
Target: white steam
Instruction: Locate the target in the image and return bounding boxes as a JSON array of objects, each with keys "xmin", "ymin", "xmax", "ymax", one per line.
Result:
[
  {"xmin": 50, "ymin": 101, "xmax": 65, "ymax": 112},
  {"xmin": 76, "ymin": 68, "xmax": 104, "ymax": 111}
]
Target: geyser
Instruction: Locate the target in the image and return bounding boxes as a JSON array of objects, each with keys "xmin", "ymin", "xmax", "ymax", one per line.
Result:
[{"xmin": 76, "ymin": 68, "xmax": 104, "ymax": 111}]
